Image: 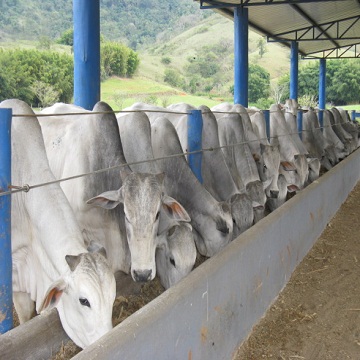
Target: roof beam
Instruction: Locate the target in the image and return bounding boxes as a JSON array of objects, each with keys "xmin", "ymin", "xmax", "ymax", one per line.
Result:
[
  {"xmin": 303, "ymin": 42, "xmax": 360, "ymax": 58},
  {"xmin": 199, "ymin": 0, "xmax": 348, "ymax": 8},
  {"xmin": 289, "ymin": 3, "xmax": 340, "ymax": 48},
  {"xmin": 267, "ymin": 15, "xmax": 360, "ymax": 42}
]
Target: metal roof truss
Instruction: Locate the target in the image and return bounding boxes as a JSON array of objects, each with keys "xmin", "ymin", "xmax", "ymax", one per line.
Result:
[{"xmin": 197, "ymin": 0, "xmax": 360, "ymax": 59}]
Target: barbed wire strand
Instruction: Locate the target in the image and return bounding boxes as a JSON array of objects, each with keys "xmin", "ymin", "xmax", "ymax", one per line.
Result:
[{"xmin": 0, "ymin": 107, "xmax": 357, "ymax": 197}]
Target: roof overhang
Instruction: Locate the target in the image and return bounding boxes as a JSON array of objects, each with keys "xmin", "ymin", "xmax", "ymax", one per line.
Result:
[{"xmin": 195, "ymin": 0, "xmax": 360, "ymax": 59}]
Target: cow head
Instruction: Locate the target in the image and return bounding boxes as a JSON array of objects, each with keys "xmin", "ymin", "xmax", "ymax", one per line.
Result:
[
  {"xmin": 87, "ymin": 172, "xmax": 190, "ymax": 283},
  {"xmin": 39, "ymin": 248, "xmax": 116, "ymax": 349},
  {"xmin": 156, "ymin": 223, "xmax": 196, "ymax": 289}
]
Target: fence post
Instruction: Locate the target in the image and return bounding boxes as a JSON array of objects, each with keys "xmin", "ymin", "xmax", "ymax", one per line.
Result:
[
  {"xmin": 297, "ymin": 109, "xmax": 303, "ymax": 140},
  {"xmin": 187, "ymin": 110, "xmax": 203, "ymax": 183},
  {"xmin": 0, "ymin": 108, "xmax": 13, "ymax": 333},
  {"xmin": 73, "ymin": 0, "xmax": 100, "ymax": 110},
  {"xmin": 263, "ymin": 109, "xmax": 270, "ymax": 142}
]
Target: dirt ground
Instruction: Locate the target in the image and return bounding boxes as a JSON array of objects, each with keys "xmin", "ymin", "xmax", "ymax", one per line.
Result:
[{"xmin": 233, "ymin": 181, "xmax": 360, "ymax": 360}]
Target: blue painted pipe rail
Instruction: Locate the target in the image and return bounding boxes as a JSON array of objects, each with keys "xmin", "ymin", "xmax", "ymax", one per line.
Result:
[
  {"xmin": 263, "ymin": 109, "xmax": 270, "ymax": 142},
  {"xmin": 0, "ymin": 108, "xmax": 13, "ymax": 333},
  {"xmin": 297, "ymin": 109, "xmax": 303, "ymax": 140},
  {"xmin": 73, "ymin": 0, "xmax": 100, "ymax": 110},
  {"xmin": 187, "ymin": 110, "xmax": 203, "ymax": 183}
]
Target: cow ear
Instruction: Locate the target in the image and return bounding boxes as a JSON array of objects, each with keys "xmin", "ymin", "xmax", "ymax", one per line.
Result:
[
  {"xmin": 253, "ymin": 153, "xmax": 260, "ymax": 162},
  {"xmin": 86, "ymin": 189, "xmax": 123, "ymax": 209},
  {"xmin": 280, "ymin": 161, "xmax": 296, "ymax": 171},
  {"xmin": 158, "ymin": 196, "xmax": 191, "ymax": 234},
  {"xmin": 87, "ymin": 240, "xmax": 107, "ymax": 259},
  {"xmin": 156, "ymin": 172, "xmax": 165, "ymax": 185},
  {"xmin": 39, "ymin": 279, "xmax": 67, "ymax": 313},
  {"xmin": 65, "ymin": 254, "xmax": 81, "ymax": 271}
]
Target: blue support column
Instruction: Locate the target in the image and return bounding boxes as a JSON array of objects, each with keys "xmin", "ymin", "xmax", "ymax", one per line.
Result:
[
  {"xmin": 187, "ymin": 110, "xmax": 203, "ymax": 183},
  {"xmin": 0, "ymin": 108, "xmax": 13, "ymax": 333},
  {"xmin": 297, "ymin": 109, "xmax": 303, "ymax": 140},
  {"xmin": 234, "ymin": 6, "xmax": 248, "ymax": 107},
  {"xmin": 73, "ymin": 0, "xmax": 100, "ymax": 110},
  {"xmin": 263, "ymin": 109, "xmax": 270, "ymax": 142},
  {"xmin": 318, "ymin": 58, "xmax": 326, "ymax": 130},
  {"xmin": 290, "ymin": 41, "xmax": 298, "ymax": 101}
]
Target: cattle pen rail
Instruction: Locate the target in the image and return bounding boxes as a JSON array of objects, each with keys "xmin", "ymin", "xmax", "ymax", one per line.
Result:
[
  {"xmin": 0, "ymin": 106, "xmax": 357, "ymax": 199},
  {"xmin": 0, "ymin": 106, "xmax": 359, "ymax": 360}
]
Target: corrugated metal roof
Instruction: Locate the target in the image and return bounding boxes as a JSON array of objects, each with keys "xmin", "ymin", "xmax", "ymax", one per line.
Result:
[{"xmin": 196, "ymin": 0, "xmax": 360, "ymax": 58}]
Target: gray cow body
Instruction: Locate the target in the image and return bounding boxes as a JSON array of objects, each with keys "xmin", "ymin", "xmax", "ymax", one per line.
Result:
[
  {"xmin": 150, "ymin": 116, "xmax": 233, "ymax": 257},
  {"xmin": 40, "ymin": 102, "xmax": 188, "ymax": 284},
  {"xmin": 117, "ymin": 110, "xmax": 196, "ymax": 289},
  {"xmin": 2, "ymin": 99, "xmax": 116, "ymax": 349}
]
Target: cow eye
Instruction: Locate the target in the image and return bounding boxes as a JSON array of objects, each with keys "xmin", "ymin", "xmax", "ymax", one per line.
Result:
[
  {"xmin": 155, "ymin": 211, "xmax": 160, "ymax": 220},
  {"xmin": 79, "ymin": 298, "xmax": 90, "ymax": 307},
  {"xmin": 170, "ymin": 257, "xmax": 176, "ymax": 267}
]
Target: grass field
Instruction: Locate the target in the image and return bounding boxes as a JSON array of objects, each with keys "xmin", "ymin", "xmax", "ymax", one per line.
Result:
[{"xmin": 101, "ymin": 76, "xmax": 226, "ymax": 110}]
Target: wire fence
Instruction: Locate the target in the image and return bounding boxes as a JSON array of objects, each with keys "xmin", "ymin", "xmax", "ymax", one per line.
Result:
[{"xmin": 0, "ymin": 106, "xmax": 357, "ymax": 198}]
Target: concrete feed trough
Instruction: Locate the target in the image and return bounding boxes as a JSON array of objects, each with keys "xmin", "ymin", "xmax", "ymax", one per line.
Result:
[{"xmin": 1, "ymin": 148, "xmax": 360, "ymax": 360}]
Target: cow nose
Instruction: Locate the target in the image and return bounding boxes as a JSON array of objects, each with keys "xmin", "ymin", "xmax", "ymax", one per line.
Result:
[
  {"xmin": 270, "ymin": 190, "xmax": 279, "ymax": 198},
  {"xmin": 133, "ymin": 269, "xmax": 152, "ymax": 282}
]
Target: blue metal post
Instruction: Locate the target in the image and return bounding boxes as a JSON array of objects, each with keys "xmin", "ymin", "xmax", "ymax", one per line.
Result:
[
  {"xmin": 73, "ymin": 0, "xmax": 100, "ymax": 110},
  {"xmin": 290, "ymin": 41, "xmax": 298, "ymax": 101},
  {"xmin": 187, "ymin": 110, "xmax": 203, "ymax": 183},
  {"xmin": 318, "ymin": 58, "xmax": 326, "ymax": 130},
  {"xmin": 263, "ymin": 109, "xmax": 270, "ymax": 142},
  {"xmin": 297, "ymin": 109, "xmax": 303, "ymax": 140},
  {"xmin": 234, "ymin": 6, "xmax": 248, "ymax": 107},
  {"xmin": 351, "ymin": 110, "xmax": 356, "ymax": 121},
  {"xmin": 0, "ymin": 108, "xmax": 12, "ymax": 333}
]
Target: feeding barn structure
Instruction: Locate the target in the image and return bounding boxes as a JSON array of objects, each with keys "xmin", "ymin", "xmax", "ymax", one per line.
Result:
[{"xmin": 0, "ymin": 0, "xmax": 360, "ymax": 358}]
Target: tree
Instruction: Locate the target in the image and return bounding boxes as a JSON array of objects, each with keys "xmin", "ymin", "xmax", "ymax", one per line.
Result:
[
  {"xmin": 0, "ymin": 49, "xmax": 73, "ymax": 104},
  {"xmin": 30, "ymin": 80, "xmax": 59, "ymax": 107},
  {"xmin": 164, "ymin": 68, "xmax": 183, "ymax": 88},
  {"xmin": 101, "ymin": 41, "xmax": 140, "ymax": 79},
  {"xmin": 257, "ymin": 37, "xmax": 268, "ymax": 58},
  {"xmin": 248, "ymin": 64, "xmax": 270, "ymax": 103},
  {"xmin": 57, "ymin": 28, "xmax": 73, "ymax": 46}
]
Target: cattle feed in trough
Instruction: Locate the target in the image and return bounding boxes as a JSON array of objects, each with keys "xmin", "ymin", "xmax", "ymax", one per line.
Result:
[
  {"xmin": 39, "ymin": 102, "xmax": 189, "ymax": 285},
  {"xmin": 0, "ymin": 99, "xmax": 116, "ymax": 349},
  {"xmin": 116, "ymin": 110, "xmax": 196, "ymax": 289}
]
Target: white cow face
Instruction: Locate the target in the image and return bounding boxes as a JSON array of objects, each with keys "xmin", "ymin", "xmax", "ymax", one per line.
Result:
[
  {"xmin": 191, "ymin": 201, "xmax": 233, "ymax": 257},
  {"xmin": 156, "ymin": 223, "xmax": 196, "ymax": 289},
  {"xmin": 87, "ymin": 172, "xmax": 190, "ymax": 283},
  {"xmin": 229, "ymin": 193, "xmax": 254, "ymax": 239},
  {"xmin": 256, "ymin": 144, "xmax": 281, "ymax": 199},
  {"xmin": 40, "ymin": 249, "xmax": 116, "ymax": 349}
]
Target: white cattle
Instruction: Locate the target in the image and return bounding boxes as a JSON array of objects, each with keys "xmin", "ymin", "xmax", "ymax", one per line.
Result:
[
  {"xmin": 248, "ymin": 109, "xmax": 282, "ymax": 200},
  {"xmin": 323, "ymin": 109, "xmax": 348, "ymax": 160},
  {"xmin": 117, "ymin": 110, "xmax": 196, "ymax": 288},
  {"xmin": 329, "ymin": 108, "xmax": 354, "ymax": 153},
  {"xmin": 269, "ymin": 104, "xmax": 309, "ymax": 190},
  {"xmin": 336, "ymin": 107, "xmax": 359, "ymax": 150},
  {"xmin": 124, "ymin": 102, "xmax": 254, "ymax": 238},
  {"xmin": 302, "ymin": 109, "xmax": 338, "ymax": 171},
  {"xmin": 215, "ymin": 111, "xmax": 266, "ymax": 222},
  {"xmin": 214, "ymin": 104, "xmax": 283, "ymax": 211},
  {"xmin": 40, "ymin": 102, "xmax": 188, "ymax": 284},
  {"xmin": 166, "ymin": 103, "xmax": 254, "ymax": 236},
  {"xmin": 283, "ymin": 99, "xmax": 309, "ymax": 155},
  {"xmin": 150, "ymin": 116, "xmax": 233, "ymax": 257},
  {"xmin": 1, "ymin": 99, "xmax": 116, "ymax": 349}
]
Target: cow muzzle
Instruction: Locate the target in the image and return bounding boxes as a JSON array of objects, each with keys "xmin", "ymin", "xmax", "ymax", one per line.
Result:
[{"xmin": 132, "ymin": 269, "xmax": 153, "ymax": 282}]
